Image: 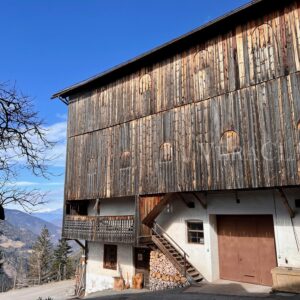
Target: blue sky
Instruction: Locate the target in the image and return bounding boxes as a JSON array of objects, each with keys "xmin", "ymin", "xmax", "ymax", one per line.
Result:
[{"xmin": 0, "ymin": 0, "xmax": 248, "ymax": 211}]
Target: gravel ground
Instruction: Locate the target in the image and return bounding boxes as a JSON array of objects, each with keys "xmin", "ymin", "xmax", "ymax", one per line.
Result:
[
  {"xmin": 0, "ymin": 280, "xmax": 74, "ymax": 300},
  {"xmin": 0, "ymin": 280, "xmax": 299, "ymax": 300}
]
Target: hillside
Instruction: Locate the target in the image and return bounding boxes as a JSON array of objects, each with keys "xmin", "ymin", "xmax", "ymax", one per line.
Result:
[
  {"xmin": 0, "ymin": 209, "xmax": 63, "ymax": 291},
  {"xmin": 4, "ymin": 209, "xmax": 61, "ymax": 243}
]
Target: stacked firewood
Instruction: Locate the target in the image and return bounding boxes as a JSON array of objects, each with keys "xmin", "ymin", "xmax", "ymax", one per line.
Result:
[{"xmin": 149, "ymin": 250, "xmax": 189, "ymax": 291}]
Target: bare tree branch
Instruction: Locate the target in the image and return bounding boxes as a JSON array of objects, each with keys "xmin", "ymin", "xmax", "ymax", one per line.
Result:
[{"xmin": 0, "ymin": 82, "xmax": 55, "ymax": 210}]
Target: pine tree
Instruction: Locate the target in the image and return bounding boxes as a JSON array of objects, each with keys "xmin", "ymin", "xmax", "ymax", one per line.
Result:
[
  {"xmin": 52, "ymin": 239, "xmax": 72, "ymax": 281},
  {"xmin": 28, "ymin": 226, "xmax": 53, "ymax": 284}
]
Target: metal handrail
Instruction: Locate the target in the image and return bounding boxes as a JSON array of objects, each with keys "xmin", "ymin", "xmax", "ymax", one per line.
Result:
[
  {"xmin": 153, "ymin": 222, "xmax": 189, "ymax": 276},
  {"xmin": 153, "ymin": 222, "xmax": 189, "ymax": 257}
]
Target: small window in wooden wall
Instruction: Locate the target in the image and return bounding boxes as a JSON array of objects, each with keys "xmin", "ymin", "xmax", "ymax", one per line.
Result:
[
  {"xmin": 194, "ymin": 50, "xmax": 211, "ymax": 100},
  {"xmin": 251, "ymin": 24, "xmax": 278, "ymax": 82},
  {"xmin": 120, "ymin": 151, "xmax": 131, "ymax": 169},
  {"xmin": 220, "ymin": 130, "xmax": 240, "ymax": 154},
  {"xmin": 139, "ymin": 74, "xmax": 152, "ymax": 95},
  {"xmin": 159, "ymin": 142, "xmax": 173, "ymax": 162},
  {"xmin": 103, "ymin": 244, "xmax": 117, "ymax": 270}
]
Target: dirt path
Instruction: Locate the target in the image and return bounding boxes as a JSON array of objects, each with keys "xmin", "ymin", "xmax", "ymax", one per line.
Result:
[{"xmin": 0, "ymin": 280, "xmax": 74, "ymax": 300}]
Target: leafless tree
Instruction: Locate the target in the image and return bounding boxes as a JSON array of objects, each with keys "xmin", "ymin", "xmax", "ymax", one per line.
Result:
[{"xmin": 0, "ymin": 82, "xmax": 55, "ymax": 211}]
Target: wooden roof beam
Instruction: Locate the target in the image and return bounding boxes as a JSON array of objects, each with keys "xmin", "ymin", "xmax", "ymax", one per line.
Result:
[
  {"xmin": 65, "ymin": 238, "xmax": 86, "ymax": 251},
  {"xmin": 142, "ymin": 193, "xmax": 175, "ymax": 227},
  {"xmin": 191, "ymin": 192, "xmax": 207, "ymax": 209},
  {"xmin": 177, "ymin": 193, "xmax": 195, "ymax": 208}
]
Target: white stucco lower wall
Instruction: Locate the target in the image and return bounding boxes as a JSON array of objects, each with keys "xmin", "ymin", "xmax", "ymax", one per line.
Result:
[
  {"xmin": 85, "ymin": 242, "xmax": 134, "ymax": 294},
  {"xmin": 157, "ymin": 188, "xmax": 300, "ymax": 282},
  {"xmin": 88, "ymin": 196, "xmax": 135, "ymax": 216},
  {"xmin": 84, "ymin": 189, "xmax": 300, "ymax": 291},
  {"xmin": 85, "ymin": 196, "xmax": 136, "ymax": 294}
]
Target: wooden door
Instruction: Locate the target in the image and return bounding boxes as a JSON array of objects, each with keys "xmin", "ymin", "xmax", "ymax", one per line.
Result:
[
  {"xmin": 217, "ymin": 215, "xmax": 277, "ymax": 286},
  {"xmin": 139, "ymin": 196, "xmax": 161, "ymax": 236}
]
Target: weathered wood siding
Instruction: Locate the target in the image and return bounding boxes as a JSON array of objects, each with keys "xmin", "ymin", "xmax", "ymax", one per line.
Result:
[
  {"xmin": 65, "ymin": 1, "xmax": 300, "ymax": 200},
  {"xmin": 68, "ymin": 2, "xmax": 300, "ymax": 137}
]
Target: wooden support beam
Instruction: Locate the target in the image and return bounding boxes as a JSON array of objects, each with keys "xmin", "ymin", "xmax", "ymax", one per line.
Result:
[
  {"xmin": 278, "ymin": 188, "xmax": 295, "ymax": 219},
  {"xmin": 66, "ymin": 238, "xmax": 86, "ymax": 250},
  {"xmin": 74, "ymin": 239, "xmax": 86, "ymax": 250},
  {"xmin": 177, "ymin": 193, "xmax": 195, "ymax": 208},
  {"xmin": 191, "ymin": 192, "xmax": 207, "ymax": 209},
  {"xmin": 142, "ymin": 193, "xmax": 175, "ymax": 227}
]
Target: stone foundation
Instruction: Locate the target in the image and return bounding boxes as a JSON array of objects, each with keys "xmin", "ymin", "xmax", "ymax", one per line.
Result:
[{"xmin": 149, "ymin": 250, "xmax": 190, "ymax": 291}]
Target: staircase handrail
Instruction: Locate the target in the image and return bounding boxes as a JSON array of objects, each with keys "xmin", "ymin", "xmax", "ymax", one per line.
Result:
[{"xmin": 153, "ymin": 221, "xmax": 189, "ymax": 258}]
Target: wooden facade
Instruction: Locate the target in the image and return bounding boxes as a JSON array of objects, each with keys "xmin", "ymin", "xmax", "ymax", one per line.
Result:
[{"xmin": 63, "ymin": 0, "xmax": 300, "ymax": 201}]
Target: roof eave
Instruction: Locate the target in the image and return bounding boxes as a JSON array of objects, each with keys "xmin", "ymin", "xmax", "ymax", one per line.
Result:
[{"xmin": 52, "ymin": 0, "xmax": 281, "ymax": 100}]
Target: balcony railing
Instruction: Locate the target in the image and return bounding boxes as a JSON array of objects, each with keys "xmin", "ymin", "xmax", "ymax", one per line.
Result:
[{"xmin": 62, "ymin": 215, "xmax": 135, "ymax": 244}]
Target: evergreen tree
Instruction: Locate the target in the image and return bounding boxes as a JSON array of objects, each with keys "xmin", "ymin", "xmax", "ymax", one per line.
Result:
[
  {"xmin": 28, "ymin": 226, "xmax": 53, "ymax": 284},
  {"xmin": 51, "ymin": 239, "xmax": 72, "ymax": 281}
]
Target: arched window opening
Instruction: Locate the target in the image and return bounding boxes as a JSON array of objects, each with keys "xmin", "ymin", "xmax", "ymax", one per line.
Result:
[
  {"xmin": 194, "ymin": 50, "xmax": 211, "ymax": 99},
  {"xmin": 220, "ymin": 130, "xmax": 240, "ymax": 155},
  {"xmin": 120, "ymin": 151, "xmax": 131, "ymax": 169},
  {"xmin": 251, "ymin": 24, "xmax": 278, "ymax": 82},
  {"xmin": 88, "ymin": 157, "xmax": 97, "ymax": 176},
  {"xmin": 87, "ymin": 157, "xmax": 98, "ymax": 193},
  {"xmin": 160, "ymin": 142, "xmax": 173, "ymax": 162},
  {"xmin": 139, "ymin": 74, "xmax": 152, "ymax": 95}
]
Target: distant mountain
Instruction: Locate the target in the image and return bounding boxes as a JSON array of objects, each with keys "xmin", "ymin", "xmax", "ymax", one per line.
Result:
[
  {"xmin": 4, "ymin": 209, "xmax": 61, "ymax": 244},
  {"xmin": 32, "ymin": 208, "xmax": 63, "ymax": 227}
]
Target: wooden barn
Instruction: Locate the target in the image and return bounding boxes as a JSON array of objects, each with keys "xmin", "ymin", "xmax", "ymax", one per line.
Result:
[{"xmin": 53, "ymin": 0, "xmax": 300, "ymax": 294}]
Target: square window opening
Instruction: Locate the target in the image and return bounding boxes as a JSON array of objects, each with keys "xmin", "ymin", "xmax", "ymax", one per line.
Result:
[
  {"xmin": 187, "ymin": 221, "xmax": 204, "ymax": 244},
  {"xmin": 103, "ymin": 244, "xmax": 117, "ymax": 270}
]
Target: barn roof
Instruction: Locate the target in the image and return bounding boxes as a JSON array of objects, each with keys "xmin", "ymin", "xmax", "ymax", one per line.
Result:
[{"xmin": 51, "ymin": 0, "xmax": 286, "ymax": 102}]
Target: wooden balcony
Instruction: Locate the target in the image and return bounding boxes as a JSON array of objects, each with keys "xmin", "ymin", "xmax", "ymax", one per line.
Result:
[{"xmin": 62, "ymin": 215, "xmax": 135, "ymax": 244}]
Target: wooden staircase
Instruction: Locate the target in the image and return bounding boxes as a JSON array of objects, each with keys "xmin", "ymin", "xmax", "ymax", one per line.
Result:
[{"xmin": 152, "ymin": 222, "xmax": 204, "ymax": 284}]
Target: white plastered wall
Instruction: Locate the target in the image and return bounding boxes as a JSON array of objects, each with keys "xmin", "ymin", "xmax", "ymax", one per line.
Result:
[
  {"xmin": 88, "ymin": 196, "xmax": 135, "ymax": 216},
  {"xmin": 85, "ymin": 196, "xmax": 135, "ymax": 294},
  {"xmin": 156, "ymin": 188, "xmax": 300, "ymax": 282},
  {"xmin": 85, "ymin": 242, "xmax": 134, "ymax": 294}
]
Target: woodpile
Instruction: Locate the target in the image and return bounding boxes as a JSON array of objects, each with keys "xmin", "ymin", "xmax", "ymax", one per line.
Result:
[{"xmin": 149, "ymin": 250, "xmax": 189, "ymax": 291}]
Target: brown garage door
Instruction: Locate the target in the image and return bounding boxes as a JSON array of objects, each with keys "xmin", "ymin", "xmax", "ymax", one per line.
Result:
[{"xmin": 217, "ymin": 215, "xmax": 277, "ymax": 286}]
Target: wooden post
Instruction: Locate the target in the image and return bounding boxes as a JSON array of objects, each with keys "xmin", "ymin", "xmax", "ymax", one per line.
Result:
[
  {"xmin": 183, "ymin": 253, "xmax": 187, "ymax": 277},
  {"xmin": 278, "ymin": 188, "xmax": 295, "ymax": 218}
]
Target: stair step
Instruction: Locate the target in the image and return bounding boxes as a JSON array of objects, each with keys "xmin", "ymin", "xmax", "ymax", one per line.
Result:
[
  {"xmin": 187, "ymin": 267, "xmax": 195, "ymax": 272},
  {"xmin": 175, "ymin": 258, "xmax": 184, "ymax": 263},
  {"xmin": 152, "ymin": 233, "xmax": 204, "ymax": 284},
  {"xmin": 168, "ymin": 249, "xmax": 177, "ymax": 253},
  {"xmin": 188, "ymin": 271, "xmax": 200, "ymax": 277}
]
